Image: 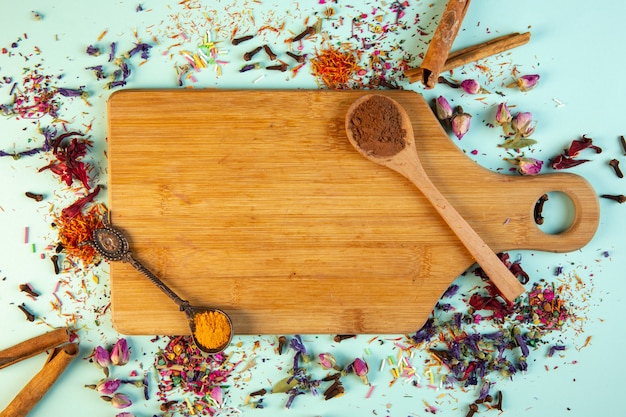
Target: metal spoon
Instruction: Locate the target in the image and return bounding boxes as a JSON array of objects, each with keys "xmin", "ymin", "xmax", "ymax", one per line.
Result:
[
  {"xmin": 85, "ymin": 212, "xmax": 233, "ymax": 354},
  {"xmin": 345, "ymin": 94, "xmax": 525, "ymax": 303}
]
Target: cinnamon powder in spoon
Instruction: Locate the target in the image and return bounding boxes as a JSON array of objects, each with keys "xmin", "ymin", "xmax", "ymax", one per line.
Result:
[{"xmin": 348, "ymin": 95, "xmax": 406, "ymax": 157}]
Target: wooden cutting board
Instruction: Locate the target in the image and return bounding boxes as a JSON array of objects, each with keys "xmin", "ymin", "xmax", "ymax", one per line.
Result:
[{"xmin": 107, "ymin": 89, "xmax": 599, "ymax": 335}]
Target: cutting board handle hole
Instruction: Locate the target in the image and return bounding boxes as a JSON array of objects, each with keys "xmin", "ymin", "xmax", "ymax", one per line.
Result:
[{"xmin": 535, "ymin": 191, "xmax": 575, "ymax": 235}]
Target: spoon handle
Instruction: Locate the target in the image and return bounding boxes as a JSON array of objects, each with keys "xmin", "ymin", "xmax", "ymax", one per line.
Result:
[
  {"xmin": 406, "ymin": 168, "xmax": 525, "ymax": 302},
  {"xmin": 125, "ymin": 254, "xmax": 189, "ymax": 309}
]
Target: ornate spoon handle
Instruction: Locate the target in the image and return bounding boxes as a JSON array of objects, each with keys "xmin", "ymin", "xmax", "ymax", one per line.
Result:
[{"xmin": 124, "ymin": 253, "xmax": 189, "ymax": 310}]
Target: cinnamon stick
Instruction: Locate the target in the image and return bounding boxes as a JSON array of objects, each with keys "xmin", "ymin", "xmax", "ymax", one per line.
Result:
[
  {"xmin": 405, "ymin": 32, "xmax": 531, "ymax": 83},
  {"xmin": 0, "ymin": 327, "xmax": 71, "ymax": 370},
  {"xmin": 0, "ymin": 343, "xmax": 79, "ymax": 417},
  {"xmin": 420, "ymin": 0, "xmax": 472, "ymax": 88}
]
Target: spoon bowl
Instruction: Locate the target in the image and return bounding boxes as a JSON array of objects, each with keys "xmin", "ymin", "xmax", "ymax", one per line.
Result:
[
  {"xmin": 186, "ymin": 306, "xmax": 234, "ymax": 354},
  {"xmin": 345, "ymin": 94, "xmax": 525, "ymax": 302}
]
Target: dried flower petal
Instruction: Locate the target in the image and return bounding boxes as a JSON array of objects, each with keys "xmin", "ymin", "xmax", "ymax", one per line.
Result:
[
  {"xmin": 551, "ymin": 154, "xmax": 590, "ymax": 170},
  {"xmin": 349, "ymin": 358, "xmax": 369, "ymax": 384},
  {"xmin": 565, "ymin": 135, "xmax": 602, "ymax": 157}
]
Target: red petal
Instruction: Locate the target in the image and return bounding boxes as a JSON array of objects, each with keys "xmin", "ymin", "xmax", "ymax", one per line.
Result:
[{"xmin": 551, "ymin": 155, "xmax": 590, "ymax": 170}]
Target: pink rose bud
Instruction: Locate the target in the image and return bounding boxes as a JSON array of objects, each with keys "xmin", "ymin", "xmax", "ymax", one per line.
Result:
[
  {"xmin": 495, "ymin": 102, "xmax": 512, "ymax": 125},
  {"xmin": 434, "ymin": 96, "xmax": 453, "ymax": 120},
  {"xmin": 516, "ymin": 74, "xmax": 540, "ymax": 91},
  {"xmin": 110, "ymin": 393, "xmax": 133, "ymax": 409},
  {"xmin": 460, "ymin": 79, "xmax": 480, "ymax": 94},
  {"xmin": 351, "ymin": 358, "xmax": 369, "ymax": 384},
  {"xmin": 511, "ymin": 112, "xmax": 535, "ymax": 137},
  {"xmin": 111, "ymin": 338, "xmax": 130, "ymax": 366},
  {"xmin": 451, "ymin": 109, "xmax": 472, "ymax": 140},
  {"xmin": 94, "ymin": 345, "xmax": 111, "ymax": 369},
  {"xmin": 96, "ymin": 378, "xmax": 121, "ymax": 394},
  {"xmin": 319, "ymin": 352, "xmax": 338, "ymax": 370},
  {"xmin": 101, "ymin": 393, "xmax": 133, "ymax": 409},
  {"xmin": 518, "ymin": 158, "xmax": 543, "ymax": 175}
]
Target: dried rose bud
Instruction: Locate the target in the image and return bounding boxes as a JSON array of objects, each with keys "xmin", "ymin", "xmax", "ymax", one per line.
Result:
[
  {"xmin": 460, "ymin": 79, "xmax": 480, "ymax": 94},
  {"xmin": 94, "ymin": 345, "xmax": 111, "ymax": 369},
  {"xmin": 434, "ymin": 96, "xmax": 453, "ymax": 120},
  {"xmin": 511, "ymin": 112, "xmax": 535, "ymax": 138},
  {"xmin": 350, "ymin": 358, "xmax": 369, "ymax": 384},
  {"xmin": 115, "ymin": 413, "xmax": 135, "ymax": 417},
  {"xmin": 95, "ymin": 378, "xmax": 121, "ymax": 394},
  {"xmin": 495, "ymin": 102, "xmax": 512, "ymax": 126},
  {"xmin": 111, "ymin": 338, "xmax": 130, "ymax": 366},
  {"xmin": 516, "ymin": 74, "xmax": 540, "ymax": 91},
  {"xmin": 102, "ymin": 393, "xmax": 133, "ymax": 409},
  {"xmin": 451, "ymin": 107, "xmax": 472, "ymax": 140},
  {"xmin": 319, "ymin": 352, "xmax": 338, "ymax": 370},
  {"xmin": 518, "ymin": 158, "xmax": 543, "ymax": 175}
]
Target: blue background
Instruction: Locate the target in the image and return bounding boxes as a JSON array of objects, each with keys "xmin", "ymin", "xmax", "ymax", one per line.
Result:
[{"xmin": 1, "ymin": 1, "xmax": 624, "ymax": 416}]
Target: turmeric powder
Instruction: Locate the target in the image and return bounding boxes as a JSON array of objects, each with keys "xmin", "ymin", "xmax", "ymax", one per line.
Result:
[{"xmin": 192, "ymin": 310, "xmax": 232, "ymax": 350}]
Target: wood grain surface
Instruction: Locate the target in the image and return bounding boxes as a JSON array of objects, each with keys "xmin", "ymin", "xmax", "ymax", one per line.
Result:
[{"xmin": 107, "ymin": 89, "xmax": 599, "ymax": 335}]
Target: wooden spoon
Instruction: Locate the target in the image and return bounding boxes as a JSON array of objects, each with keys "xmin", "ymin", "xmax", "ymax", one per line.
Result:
[{"xmin": 345, "ymin": 94, "xmax": 525, "ymax": 303}]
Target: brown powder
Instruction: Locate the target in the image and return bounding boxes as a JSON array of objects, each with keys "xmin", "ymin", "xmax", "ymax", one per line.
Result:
[{"xmin": 348, "ymin": 95, "xmax": 407, "ymax": 157}]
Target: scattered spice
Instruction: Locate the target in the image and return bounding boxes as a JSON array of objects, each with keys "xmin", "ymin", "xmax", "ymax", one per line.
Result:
[
  {"xmin": 333, "ymin": 334, "xmax": 356, "ymax": 343},
  {"xmin": 25, "ymin": 191, "xmax": 44, "ymax": 202},
  {"xmin": 263, "ymin": 44, "xmax": 277, "ymax": 60},
  {"xmin": 50, "ymin": 255, "xmax": 60, "ymax": 275},
  {"xmin": 600, "ymin": 194, "xmax": 626, "ymax": 203},
  {"xmin": 18, "ymin": 303, "xmax": 35, "ymax": 322},
  {"xmin": 609, "ymin": 158, "xmax": 623, "ymax": 178},
  {"xmin": 292, "ymin": 26, "xmax": 316, "ymax": 42},
  {"xmin": 19, "ymin": 283, "xmax": 40, "ymax": 298},
  {"xmin": 155, "ymin": 336, "xmax": 239, "ymax": 415},
  {"xmin": 620, "ymin": 135, "xmax": 626, "ymax": 155},
  {"xmin": 232, "ymin": 35, "xmax": 253, "ymax": 45},
  {"xmin": 286, "ymin": 51, "xmax": 305, "ymax": 63},
  {"xmin": 54, "ymin": 203, "xmax": 105, "ymax": 265},
  {"xmin": 277, "ymin": 335, "xmax": 287, "ymax": 354},
  {"xmin": 310, "ymin": 45, "xmax": 359, "ymax": 89},
  {"xmin": 243, "ymin": 46, "xmax": 262, "ymax": 61},
  {"xmin": 266, "ymin": 63, "xmax": 288, "ymax": 72},
  {"xmin": 192, "ymin": 310, "xmax": 232, "ymax": 350}
]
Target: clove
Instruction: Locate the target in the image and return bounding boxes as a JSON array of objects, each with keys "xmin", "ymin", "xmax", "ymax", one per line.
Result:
[
  {"xmin": 249, "ymin": 388, "xmax": 267, "ymax": 397},
  {"xmin": 609, "ymin": 158, "xmax": 623, "ymax": 178},
  {"xmin": 51, "ymin": 254, "xmax": 60, "ymax": 274},
  {"xmin": 292, "ymin": 26, "xmax": 316, "ymax": 42},
  {"xmin": 18, "ymin": 303, "xmax": 35, "ymax": 322},
  {"xmin": 266, "ymin": 63, "xmax": 288, "ymax": 72},
  {"xmin": 465, "ymin": 403, "xmax": 479, "ymax": 417},
  {"xmin": 286, "ymin": 51, "xmax": 305, "ymax": 63},
  {"xmin": 263, "ymin": 45, "xmax": 277, "ymax": 60},
  {"xmin": 232, "ymin": 35, "xmax": 253, "ymax": 45},
  {"xmin": 333, "ymin": 334, "xmax": 356, "ymax": 343},
  {"xmin": 25, "ymin": 191, "xmax": 44, "ymax": 202},
  {"xmin": 601, "ymin": 194, "xmax": 626, "ymax": 203},
  {"xmin": 243, "ymin": 46, "xmax": 262, "ymax": 61},
  {"xmin": 323, "ymin": 378, "xmax": 345, "ymax": 400},
  {"xmin": 438, "ymin": 75, "xmax": 460, "ymax": 89},
  {"xmin": 277, "ymin": 335, "xmax": 287, "ymax": 354},
  {"xmin": 493, "ymin": 391, "xmax": 503, "ymax": 411},
  {"xmin": 19, "ymin": 283, "xmax": 40, "ymax": 298},
  {"xmin": 534, "ymin": 193, "xmax": 549, "ymax": 225},
  {"xmin": 620, "ymin": 135, "xmax": 626, "ymax": 155}
]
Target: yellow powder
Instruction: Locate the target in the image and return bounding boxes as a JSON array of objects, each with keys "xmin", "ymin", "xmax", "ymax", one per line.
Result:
[{"xmin": 193, "ymin": 310, "xmax": 231, "ymax": 350}]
